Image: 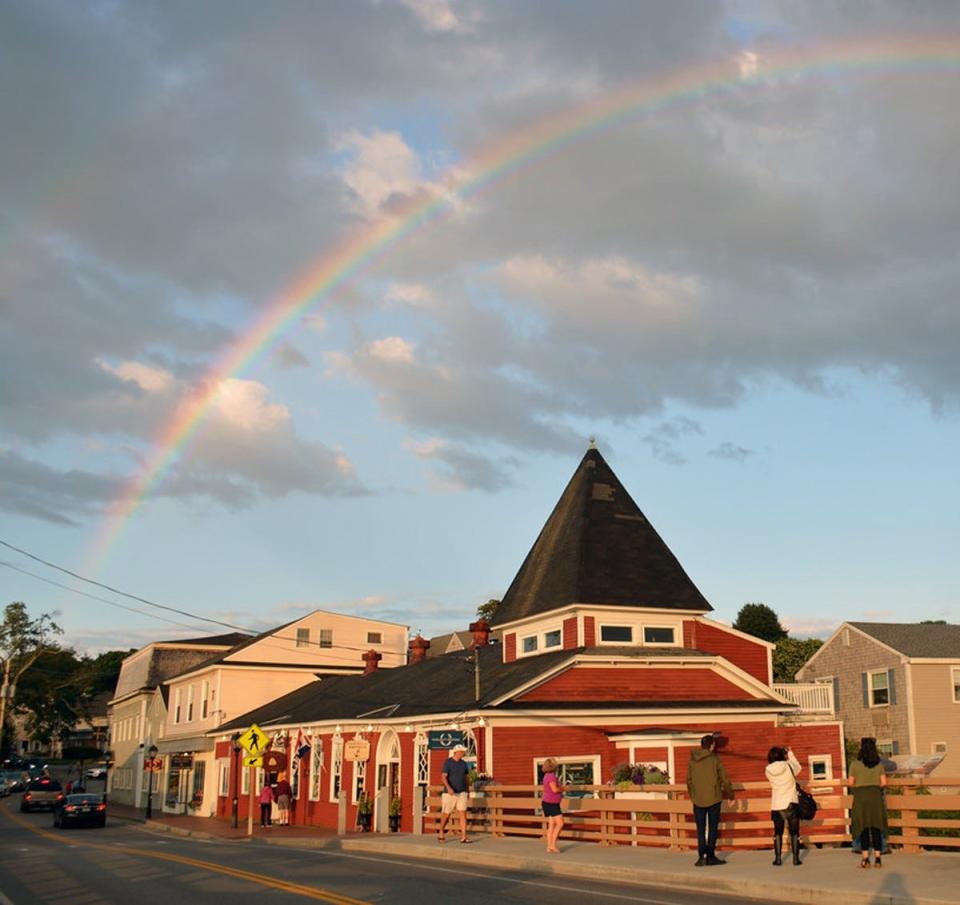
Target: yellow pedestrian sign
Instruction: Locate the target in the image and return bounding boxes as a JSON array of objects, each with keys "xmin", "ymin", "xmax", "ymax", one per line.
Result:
[
  {"xmin": 237, "ymin": 723, "xmax": 269, "ymax": 755},
  {"xmin": 243, "ymin": 755, "xmax": 263, "ymax": 768}
]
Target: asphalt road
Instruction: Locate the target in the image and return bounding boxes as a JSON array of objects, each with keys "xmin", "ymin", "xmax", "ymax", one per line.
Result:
[{"xmin": 0, "ymin": 798, "xmax": 761, "ymax": 905}]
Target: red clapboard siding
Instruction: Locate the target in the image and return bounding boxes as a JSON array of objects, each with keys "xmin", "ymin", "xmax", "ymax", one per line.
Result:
[
  {"xmin": 563, "ymin": 617, "xmax": 579, "ymax": 649},
  {"xmin": 684, "ymin": 620, "xmax": 770, "ymax": 683},
  {"xmin": 583, "ymin": 616, "xmax": 596, "ymax": 647},
  {"xmin": 516, "ymin": 666, "xmax": 756, "ymax": 702},
  {"xmin": 214, "ymin": 740, "xmax": 232, "ymax": 758},
  {"xmin": 504, "ymin": 633, "xmax": 517, "ymax": 662}
]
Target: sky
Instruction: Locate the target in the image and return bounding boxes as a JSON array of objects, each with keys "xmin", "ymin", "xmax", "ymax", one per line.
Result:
[{"xmin": 2, "ymin": 0, "xmax": 959, "ymax": 656}]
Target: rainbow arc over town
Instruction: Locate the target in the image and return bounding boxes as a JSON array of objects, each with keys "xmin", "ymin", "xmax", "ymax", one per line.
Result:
[{"xmin": 89, "ymin": 32, "xmax": 960, "ymax": 571}]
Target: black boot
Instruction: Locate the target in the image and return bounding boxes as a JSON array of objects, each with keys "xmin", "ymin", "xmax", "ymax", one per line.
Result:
[
  {"xmin": 772, "ymin": 835, "xmax": 782, "ymax": 866},
  {"xmin": 790, "ymin": 833, "xmax": 801, "ymax": 865}
]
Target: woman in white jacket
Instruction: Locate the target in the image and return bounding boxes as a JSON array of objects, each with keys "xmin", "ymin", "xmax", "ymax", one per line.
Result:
[{"xmin": 766, "ymin": 746, "xmax": 802, "ymax": 866}]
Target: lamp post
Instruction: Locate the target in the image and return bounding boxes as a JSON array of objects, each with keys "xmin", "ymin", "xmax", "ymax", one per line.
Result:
[
  {"xmin": 145, "ymin": 744, "xmax": 158, "ymax": 820},
  {"xmin": 231, "ymin": 733, "xmax": 241, "ymax": 829}
]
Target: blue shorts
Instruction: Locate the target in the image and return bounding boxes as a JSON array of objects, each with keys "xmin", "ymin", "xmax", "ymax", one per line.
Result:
[{"xmin": 542, "ymin": 801, "xmax": 562, "ymax": 817}]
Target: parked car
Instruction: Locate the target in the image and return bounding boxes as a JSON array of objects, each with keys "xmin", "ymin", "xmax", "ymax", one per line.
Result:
[
  {"xmin": 86, "ymin": 764, "xmax": 107, "ymax": 780},
  {"xmin": 53, "ymin": 793, "xmax": 107, "ymax": 829},
  {"xmin": 1, "ymin": 771, "xmax": 27, "ymax": 793},
  {"xmin": 20, "ymin": 777, "xmax": 64, "ymax": 812}
]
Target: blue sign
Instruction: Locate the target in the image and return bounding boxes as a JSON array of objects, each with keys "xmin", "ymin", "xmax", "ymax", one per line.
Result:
[{"xmin": 427, "ymin": 730, "xmax": 465, "ymax": 750}]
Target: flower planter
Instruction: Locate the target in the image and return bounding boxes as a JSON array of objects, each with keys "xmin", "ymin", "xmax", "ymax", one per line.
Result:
[{"xmin": 388, "ymin": 814, "xmax": 400, "ymax": 832}]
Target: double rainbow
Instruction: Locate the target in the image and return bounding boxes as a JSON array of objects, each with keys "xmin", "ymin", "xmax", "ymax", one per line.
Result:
[{"xmin": 90, "ymin": 32, "xmax": 960, "ymax": 570}]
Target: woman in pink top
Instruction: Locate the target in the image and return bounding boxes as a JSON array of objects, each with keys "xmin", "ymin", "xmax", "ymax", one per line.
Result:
[
  {"xmin": 541, "ymin": 758, "xmax": 564, "ymax": 853},
  {"xmin": 259, "ymin": 782, "xmax": 274, "ymax": 828}
]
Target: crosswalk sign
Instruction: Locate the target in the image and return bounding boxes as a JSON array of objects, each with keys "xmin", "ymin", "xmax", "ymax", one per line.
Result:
[
  {"xmin": 237, "ymin": 723, "xmax": 269, "ymax": 755},
  {"xmin": 243, "ymin": 755, "xmax": 263, "ymax": 768}
]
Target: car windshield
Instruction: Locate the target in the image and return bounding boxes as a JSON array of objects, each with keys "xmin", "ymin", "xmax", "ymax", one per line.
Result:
[
  {"xmin": 27, "ymin": 779, "xmax": 62, "ymax": 791},
  {"xmin": 66, "ymin": 794, "xmax": 101, "ymax": 804}
]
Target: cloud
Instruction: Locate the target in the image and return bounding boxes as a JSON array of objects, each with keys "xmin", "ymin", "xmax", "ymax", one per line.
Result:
[
  {"xmin": 405, "ymin": 437, "xmax": 517, "ymax": 491},
  {"xmin": 708, "ymin": 441, "xmax": 757, "ymax": 462},
  {"xmin": 641, "ymin": 417, "xmax": 704, "ymax": 466}
]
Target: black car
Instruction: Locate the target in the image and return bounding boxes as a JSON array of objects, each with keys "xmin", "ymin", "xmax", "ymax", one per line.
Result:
[
  {"xmin": 20, "ymin": 777, "xmax": 64, "ymax": 812},
  {"xmin": 53, "ymin": 793, "xmax": 107, "ymax": 828}
]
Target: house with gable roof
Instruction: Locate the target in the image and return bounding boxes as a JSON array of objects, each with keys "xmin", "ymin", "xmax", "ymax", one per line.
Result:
[
  {"xmin": 210, "ymin": 447, "xmax": 845, "ymax": 834},
  {"xmin": 797, "ymin": 621, "xmax": 960, "ymax": 774}
]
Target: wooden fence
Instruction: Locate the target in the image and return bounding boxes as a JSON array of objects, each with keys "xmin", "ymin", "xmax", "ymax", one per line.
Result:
[{"xmin": 422, "ymin": 777, "xmax": 960, "ymax": 852}]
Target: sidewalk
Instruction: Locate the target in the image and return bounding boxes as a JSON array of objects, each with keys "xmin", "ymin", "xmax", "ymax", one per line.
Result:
[{"xmin": 110, "ymin": 806, "xmax": 960, "ymax": 905}]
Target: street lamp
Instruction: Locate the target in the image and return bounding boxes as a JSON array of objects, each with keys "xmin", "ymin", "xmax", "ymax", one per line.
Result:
[
  {"xmin": 145, "ymin": 744, "xmax": 158, "ymax": 820},
  {"xmin": 231, "ymin": 733, "xmax": 241, "ymax": 829}
]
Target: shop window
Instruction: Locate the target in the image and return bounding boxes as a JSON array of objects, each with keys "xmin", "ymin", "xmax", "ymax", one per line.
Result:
[
  {"xmin": 330, "ymin": 739, "xmax": 343, "ymax": 802},
  {"xmin": 533, "ymin": 756, "xmax": 600, "ymax": 799},
  {"xmin": 353, "ymin": 757, "xmax": 366, "ymax": 804},
  {"xmin": 643, "ymin": 626, "xmax": 675, "ymax": 645},
  {"xmin": 296, "ymin": 628, "xmax": 310, "ymax": 648},
  {"xmin": 600, "ymin": 625, "xmax": 632, "ymax": 643},
  {"xmin": 310, "ymin": 741, "xmax": 322, "ymax": 801},
  {"xmin": 319, "ymin": 629, "xmax": 333, "ymax": 649}
]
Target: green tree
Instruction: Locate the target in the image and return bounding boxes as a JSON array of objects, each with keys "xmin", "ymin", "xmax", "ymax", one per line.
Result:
[
  {"xmin": 476, "ymin": 599, "xmax": 501, "ymax": 622},
  {"xmin": 773, "ymin": 637, "xmax": 823, "ymax": 683},
  {"xmin": 0, "ymin": 602, "xmax": 62, "ymax": 752},
  {"xmin": 733, "ymin": 603, "xmax": 788, "ymax": 643}
]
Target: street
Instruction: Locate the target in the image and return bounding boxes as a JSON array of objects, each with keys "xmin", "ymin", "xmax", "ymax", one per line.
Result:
[{"xmin": 0, "ymin": 799, "xmax": 762, "ymax": 905}]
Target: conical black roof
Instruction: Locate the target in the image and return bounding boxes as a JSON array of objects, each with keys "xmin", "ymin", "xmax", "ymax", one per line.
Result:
[{"xmin": 490, "ymin": 448, "xmax": 712, "ymax": 626}]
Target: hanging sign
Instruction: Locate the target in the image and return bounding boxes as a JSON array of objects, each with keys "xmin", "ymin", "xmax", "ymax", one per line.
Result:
[
  {"xmin": 263, "ymin": 750, "xmax": 287, "ymax": 772},
  {"xmin": 343, "ymin": 740, "xmax": 370, "ymax": 762},
  {"xmin": 170, "ymin": 755, "xmax": 194, "ymax": 770},
  {"xmin": 427, "ymin": 730, "xmax": 465, "ymax": 750},
  {"xmin": 142, "ymin": 757, "xmax": 162, "ymax": 773},
  {"xmin": 243, "ymin": 755, "xmax": 263, "ymax": 768}
]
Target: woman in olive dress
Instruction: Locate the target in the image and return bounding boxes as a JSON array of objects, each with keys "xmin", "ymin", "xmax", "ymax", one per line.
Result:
[{"xmin": 849, "ymin": 737, "xmax": 888, "ymax": 868}]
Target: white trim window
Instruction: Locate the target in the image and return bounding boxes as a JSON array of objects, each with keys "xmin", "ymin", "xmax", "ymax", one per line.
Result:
[
  {"xmin": 519, "ymin": 626, "xmax": 563, "ymax": 656},
  {"xmin": 219, "ymin": 761, "xmax": 230, "ymax": 796},
  {"xmin": 174, "ymin": 688, "xmax": 182, "ymax": 724},
  {"xmin": 532, "ymin": 755, "xmax": 601, "ymax": 797},
  {"xmin": 599, "ymin": 624, "xmax": 633, "ymax": 643},
  {"xmin": 352, "ymin": 757, "xmax": 366, "ymax": 804},
  {"xmin": 808, "ymin": 754, "xmax": 833, "ymax": 781},
  {"xmin": 201, "ymin": 680, "xmax": 209, "ymax": 720},
  {"xmin": 296, "ymin": 628, "xmax": 310, "ymax": 648},
  {"xmin": 952, "ymin": 667, "xmax": 960, "ymax": 704},
  {"xmin": 869, "ymin": 670, "xmax": 890, "ymax": 707},
  {"xmin": 241, "ymin": 763, "xmax": 250, "ymax": 795},
  {"xmin": 186, "ymin": 685, "xmax": 194, "ymax": 722},
  {"xmin": 933, "ymin": 742, "xmax": 948, "ymax": 755},
  {"xmin": 330, "ymin": 738, "xmax": 343, "ymax": 802},
  {"xmin": 309, "ymin": 740, "xmax": 323, "ymax": 801},
  {"xmin": 642, "ymin": 625, "xmax": 676, "ymax": 645},
  {"xmin": 319, "ymin": 629, "xmax": 333, "ymax": 649}
]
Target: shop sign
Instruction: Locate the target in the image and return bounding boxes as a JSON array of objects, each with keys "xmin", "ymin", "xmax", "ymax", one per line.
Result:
[
  {"xmin": 427, "ymin": 730, "xmax": 465, "ymax": 750},
  {"xmin": 343, "ymin": 740, "xmax": 370, "ymax": 762},
  {"xmin": 171, "ymin": 754, "xmax": 194, "ymax": 770}
]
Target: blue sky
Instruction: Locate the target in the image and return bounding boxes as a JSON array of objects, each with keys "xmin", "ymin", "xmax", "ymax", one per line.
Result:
[{"xmin": 1, "ymin": 1, "xmax": 958, "ymax": 654}]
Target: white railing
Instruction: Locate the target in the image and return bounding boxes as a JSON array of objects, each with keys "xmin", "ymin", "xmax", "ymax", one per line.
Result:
[{"xmin": 772, "ymin": 682, "xmax": 834, "ymax": 713}]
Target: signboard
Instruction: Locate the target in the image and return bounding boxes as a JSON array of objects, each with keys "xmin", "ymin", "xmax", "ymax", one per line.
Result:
[
  {"xmin": 263, "ymin": 750, "xmax": 287, "ymax": 773},
  {"xmin": 343, "ymin": 739, "xmax": 370, "ymax": 762},
  {"xmin": 170, "ymin": 754, "xmax": 194, "ymax": 770},
  {"xmin": 427, "ymin": 730, "xmax": 465, "ymax": 750},
  {"xmin": 237, "ymin": 723, "xmax": 269, "ymax": 755},
  {"xmin": 142, "ymin": 757, "xmax": 162, "ymax": 773},
  {"xmin": 243, "ymin": 755, "xmax": 263, "ymax": 768}
]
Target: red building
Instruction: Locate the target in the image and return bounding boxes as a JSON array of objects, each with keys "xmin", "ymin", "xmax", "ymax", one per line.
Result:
[{"xmin": 213, "ymin": 448, "xmax": 843, "ymax": 833}]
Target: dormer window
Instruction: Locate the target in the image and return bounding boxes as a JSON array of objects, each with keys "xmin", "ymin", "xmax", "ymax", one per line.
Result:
[
  {"xmin": 522, "ymin": 635, "xmax": 539, "ymax": 654},
  {"xmin": 544, "ymin": 629, "xmax": 562, "ymax": 649},
  {"xmin": 519, "ymin": 626, "xmax": 563, "ymax": 656},
  {"xmin": 600, "ymin": 625, "xmax": 633, "ymax": 643},
  {"xmin": 643, "ymin": 626, "xmax": 675, "ymax": 645}
]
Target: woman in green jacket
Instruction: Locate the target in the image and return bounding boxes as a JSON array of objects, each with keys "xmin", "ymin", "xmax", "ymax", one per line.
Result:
[{"xmin": 849, "ymin": 737, "xmax": 888, "ymax": 868}]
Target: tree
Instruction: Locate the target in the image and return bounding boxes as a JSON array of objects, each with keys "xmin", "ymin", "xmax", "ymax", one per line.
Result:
[
  {"xmin": 733, "ymin": 603, "xmax": 788, "ymax": 644},
  {"xmin": 773, "ymin": 637, "xmax": 823, "ymax": 683},
  {"xmin": 0, "ymin": 602, "xmax": 62, "ymax": 752},
  {"xmin": 476, "ymin": 599, "xmax": 501, "ymax": 622}
]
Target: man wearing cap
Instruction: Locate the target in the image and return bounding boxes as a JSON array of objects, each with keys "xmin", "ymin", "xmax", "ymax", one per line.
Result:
[
  {"xmin": 438, "ymin": 744, "xmax": 472, "ymax": 843},
  {"xmin": 686, "ymin": 733, "xmax": 735, "ymax": 866}
]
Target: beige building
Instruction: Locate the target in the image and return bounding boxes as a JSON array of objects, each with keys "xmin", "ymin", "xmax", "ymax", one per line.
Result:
[
  {"xmin": 158, "ymin": 609, "xmax": 408, "ymax": 816},
  {"xmin": 798, "ymin": 622, "xmax": 960, "ymax": 775},
  {"xmin": 107, "ymin": 633, "xmax": 250, "ymax": 809}
]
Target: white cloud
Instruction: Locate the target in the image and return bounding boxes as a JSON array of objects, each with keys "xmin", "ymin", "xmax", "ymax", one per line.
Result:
[
  {"xmin": 397, "ymin": 0, "xmax": 469, "ymax": 34},
  {"xmin": 211, "ymin": 378, "xmax": 290, "ymax": 432},
  {"xmin": 366, "ymin": 336, "xmax": 417, "ymax": 365},
  {"xmin": 97, "ymin": 359, "xmax": 175, "ymax": 393},
  {"xmin": 338, "ymin": 129, "xmax": 428, "ymax": 218}
]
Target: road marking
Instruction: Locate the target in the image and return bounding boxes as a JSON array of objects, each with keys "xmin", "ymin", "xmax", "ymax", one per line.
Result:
[{"xmin": 0, "ymin": 806, "xmax": 369, "ymax": 905}]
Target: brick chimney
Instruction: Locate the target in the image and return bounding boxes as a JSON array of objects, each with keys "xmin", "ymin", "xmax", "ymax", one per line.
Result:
[
  {"xmin": 469, "ymin": 617, "xmax": 490, "ymax": 649},
  {"xmin": 362, "ymin": 649, "xmax": 382, "ymax": 675},
  {"xmin": 409, "ymin": 634, "xmax": 430, "ymax": 664}
]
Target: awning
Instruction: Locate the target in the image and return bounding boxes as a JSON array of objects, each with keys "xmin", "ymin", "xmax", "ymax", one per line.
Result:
[{"xmin": 156, "ymin": 736, "xmax": 215, "ymax": 756}]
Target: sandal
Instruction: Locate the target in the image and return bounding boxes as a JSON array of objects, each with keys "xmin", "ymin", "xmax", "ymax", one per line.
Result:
[
  {"xmin": 874, "ymin": 857, "xmax": 882, "ymax": 868},
  {"xmin": 437, "ymin": 834, "xmax": 446, "ymax": 843},
  {"xmin": 859, "ymin": 857, "xmax": 871, "ymax": 869},
  {"xmin": 460, "ymin": 837, "xmax": 473, "ymax": 844}
]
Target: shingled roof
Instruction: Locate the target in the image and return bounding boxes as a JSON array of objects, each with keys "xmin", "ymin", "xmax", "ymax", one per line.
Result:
[
  {"xmin": 490, "ymin": 447, "xmax": 711, "ymax": 627},
  {"xmin": 216, "ymin": 644, "xmax": 779, "ymax": 732},
  {"xmin": 850, "ymin": 622, "xmax": 960, "ymax": 658}
]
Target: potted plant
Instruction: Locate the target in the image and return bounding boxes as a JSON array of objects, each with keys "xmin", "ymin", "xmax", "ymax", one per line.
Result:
[
  {"xmin": 356, "ymin": 794, "xmax": 373, "ymax": 832},
  {"xmin": 388, "ymin": 796, "xmax": 402, "ymax": 832},
  {"xmin": 468, "ymin": 769, "xmax": 493, "ymax": 795},
  {"xmin": 610, "ymin": 763, "xmax": 670, "ymax": 799}
]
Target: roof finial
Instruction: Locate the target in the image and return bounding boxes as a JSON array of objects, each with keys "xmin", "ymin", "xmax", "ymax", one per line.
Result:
[{"xmin": 588, "ymin": 435, "xmax": 597, "ymax": 450}]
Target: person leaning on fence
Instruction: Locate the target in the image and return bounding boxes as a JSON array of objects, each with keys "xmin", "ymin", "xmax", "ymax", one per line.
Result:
[
  {"xmin": 686, "ymin": 733, "xmax": 735, "ymax": 867},
  {"xmin": 849, "ymin": 737, "xmax": 888, "ymax": 869},
  {"xmin": 766, "ymin": 745, "xmax": 802, "ymax": 866},
  {"xmin": 541, "ymin": 758, "xmax": 565, "ymax": 854},
  {"xmin": 438, "ymin": 744, "xmax": 472, "ymax": 844}
]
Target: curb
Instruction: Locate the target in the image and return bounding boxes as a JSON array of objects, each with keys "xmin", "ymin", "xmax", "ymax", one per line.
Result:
[{"xmin": 335, "ymin": 839, "xmax": 955, "ymax": 905}]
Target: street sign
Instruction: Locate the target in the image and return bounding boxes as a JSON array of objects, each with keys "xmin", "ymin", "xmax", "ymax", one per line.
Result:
[
  {"xmin": 243, "ymin": 755, "xmax": 263, "ymax": 768},
  {"xmin": 237, "ymin": 723, "xmax": 269, "ymax": 755},
  {"xmin": 142, "ymin": 757, "xmax": 162, "ymax": 773},
  {"xmin": 427, "ymin": 730, "xmax": 465, "ymax": 750},
  {"xmin": 343, "ymin": 740, "xmax": 370, "ymax": 762}
]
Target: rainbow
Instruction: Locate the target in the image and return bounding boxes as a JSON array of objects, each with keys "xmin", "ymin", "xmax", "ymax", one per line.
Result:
[{"xmin": 89, "ymin": 32, "xmax": 960, "ymax": 569}]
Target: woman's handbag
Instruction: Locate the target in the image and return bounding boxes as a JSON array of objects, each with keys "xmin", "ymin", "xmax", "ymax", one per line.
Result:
[{"xmin": 795, "ymin": 786, "xmax": 818, "ymax": 821}]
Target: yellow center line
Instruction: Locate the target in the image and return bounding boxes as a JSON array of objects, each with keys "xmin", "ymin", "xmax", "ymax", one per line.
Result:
[{"xmin": 0, "ymin": 806, "xmax": 369, "ymax": 905}]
